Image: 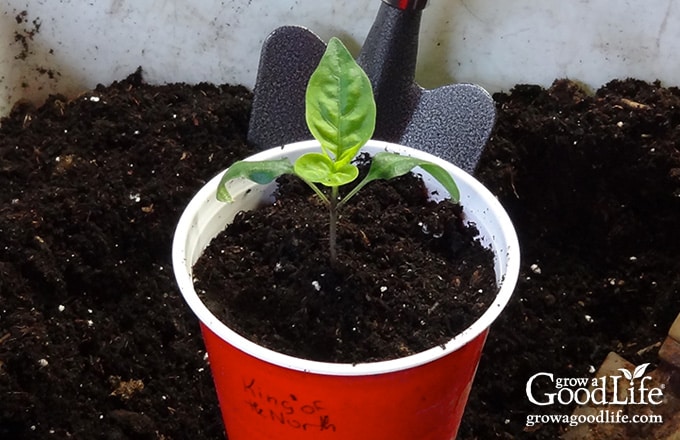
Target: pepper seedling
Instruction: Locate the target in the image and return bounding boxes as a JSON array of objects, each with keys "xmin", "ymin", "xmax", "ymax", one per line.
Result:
[{"xmin": 217, "ymin": 37, "xmax": 459, "ymax": 265}]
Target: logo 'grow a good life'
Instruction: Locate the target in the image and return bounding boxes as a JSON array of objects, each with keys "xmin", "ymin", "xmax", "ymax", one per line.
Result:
[{"xmin": 525, "ymin": 363, "xmax": 664, "ymax": 406}]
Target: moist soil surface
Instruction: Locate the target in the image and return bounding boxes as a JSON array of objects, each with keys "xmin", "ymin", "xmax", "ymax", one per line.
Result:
[
  {"xmin": 193, "ymin": 166, "xmax": 496, "ymax": 364},
  {"xmin": 1, "ymin": 71, "xmax": 679, "ymax": 439}
]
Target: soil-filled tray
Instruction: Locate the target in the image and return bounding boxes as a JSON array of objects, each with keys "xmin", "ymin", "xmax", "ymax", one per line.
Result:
[{"xmin": 1, "ymin": 71, "xmax": 678, "ymax": 439}]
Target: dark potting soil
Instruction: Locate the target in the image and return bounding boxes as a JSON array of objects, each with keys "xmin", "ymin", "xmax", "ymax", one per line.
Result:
[
  {"xmin": 0, "ymin": 70, "xmax": 254, "ymax": 439},
  {"xmin": 193, "ymin": 166, "xmax": 496, "ymax": 364},
  {"xmin": 1, "ymin": 71, "xmax": 679, "ymax": 439}
]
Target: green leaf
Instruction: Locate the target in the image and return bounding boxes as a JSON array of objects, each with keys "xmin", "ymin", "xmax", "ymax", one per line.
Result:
[
  {"xmin": 216, "ymin": 159, "xmax": 294, "ymax": 202},
  {"xmin": 305, "ymin": 37, "xmax": 376, "ymax": 168},
  {"xmin": 417, "ymin": 163, "xmax": 461, "ymax": 202},
  {"xmin": 341, "ymin": 152, "xmax": 460, "ymax": 205},
  {"xmin": 294, "ymin": 152, "xmax": 359, "ymax": 187}
]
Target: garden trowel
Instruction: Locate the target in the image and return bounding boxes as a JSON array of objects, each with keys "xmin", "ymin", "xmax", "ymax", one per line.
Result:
[{"xmin": 247, "ymin": 0, "xmax": 495, "ymax": 175}]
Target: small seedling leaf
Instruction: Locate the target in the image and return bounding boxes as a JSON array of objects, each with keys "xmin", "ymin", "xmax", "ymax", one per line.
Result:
[
  {"xmin": 348, "ymin": 152, "xmax": 460, "ymax": 203},
  {"xmin": 418, "ymin": 163, "xmax": 461, "ymax": 203},
  {"xmin": 305, "ymin": 37, "xmax": 376, "ymax": 167},
  {"xmin": 294, "ymin": 152, "xmax": 359, "ymax": 187},
  {"xmin": 216, "ymin": 159, "xmax": 294, "ymax": 202}
]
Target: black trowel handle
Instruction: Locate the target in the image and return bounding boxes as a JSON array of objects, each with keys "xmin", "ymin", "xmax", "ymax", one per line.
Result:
[
  {"xmin": 382, "ymin": 0, "xmax": 429, "ymax": 11},
  {"xmin": 357, "ymin": 0, "xmax": 427, "ymax": 141}
]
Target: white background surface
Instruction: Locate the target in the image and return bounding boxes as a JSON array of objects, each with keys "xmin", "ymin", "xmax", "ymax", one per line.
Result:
[{"xmin": 1, "ymin": 0, "xmax": 679, "ymax": 116}]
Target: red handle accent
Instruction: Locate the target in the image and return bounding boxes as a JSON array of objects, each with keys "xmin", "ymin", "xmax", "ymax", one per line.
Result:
[{"xmin": 382, "ymin": 0, "xmax": 429, "ymax": 11}]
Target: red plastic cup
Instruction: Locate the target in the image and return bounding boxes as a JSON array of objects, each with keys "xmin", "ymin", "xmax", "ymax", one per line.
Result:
[{"xmin": 172, "ymin": 140, "xmax": 520, "ymax": 439}]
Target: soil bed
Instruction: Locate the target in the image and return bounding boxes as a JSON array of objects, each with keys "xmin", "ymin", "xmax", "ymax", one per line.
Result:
[
  {"xmin": 193, "ymin": 167, "xmax": 495, "ymax": 364},
  {"xmin": 1, "ymin": 72, "xmax": 679, "ymax": 439}
]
